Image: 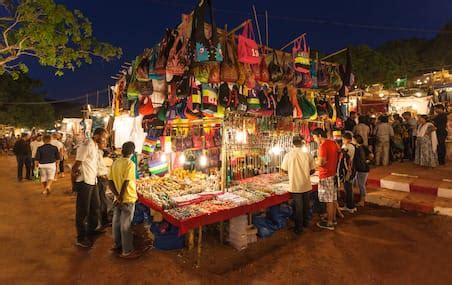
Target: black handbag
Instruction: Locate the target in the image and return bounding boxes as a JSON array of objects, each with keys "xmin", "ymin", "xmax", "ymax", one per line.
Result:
[
  {"xmin": 276, "ymin": 87, "xmax": 293, "ymax": 117},
  {"xmin": 268, "ymin": 51, "xmax": 283, "ymax": 83}
]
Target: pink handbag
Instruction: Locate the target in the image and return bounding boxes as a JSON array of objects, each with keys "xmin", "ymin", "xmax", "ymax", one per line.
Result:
[{"xmin": 238, "ymin": 21, "xmax": 260, "ymax": 64}]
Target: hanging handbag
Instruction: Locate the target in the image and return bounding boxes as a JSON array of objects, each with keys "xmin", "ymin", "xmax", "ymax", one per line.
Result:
[
  {"xmin": 329, "ymin": 66, "xmax": 343, "ymax": 91},
  {"xmin": 276, "ymin": 87, "xmax": 293, "ymax": 117},
  {"xmin": 191, "ymin": 0, "xmax": 223, "ymax": 63},
  {"xmin": 244, "ymin": 64, "xmax": 256, "ymax": 88},
  {"xmin": 236, "ymin": 86, "xmax": 248, "ymax": 113},
  {"xmin": 201, "ymin": 83, "xmax": 218, "ymax": 114},
  {"xmin": 220, "ymin": 35, "xmax": 239, "ymax": 83},
  {"xmin": 292, "ymin": 35, "xmax": 310, "ymax": 74},
  {"xmin": 136, "ymin": 50, "xmax": 151, "ymax": 82},
  {"xmin": 173, "ymin": 73, "xmax": 191, "ymax": 98},
  {"xmin": 151, "ymin": 79, "xmax": 167, "ymax": 107},
  {"xmin": 149, "ymin": 45, "xmax": 165, "ymax": 80},
  {"xmin": 193, "ymin": 64, "xmax": 210, "ymax": 83},
  {"xmin": 310, "ymin": 60, "xmax": 318, "ymax": 89},
  {"xmin": 208, "ymin": 62, "xmax": 221, "ymax": 84},
  {"xmin": 192, "ymin": 126, "xmax": 203, "ymax": 149},
  {"xmin": 218, "ymin": 82, "xmax": 231, "ymax": 107},
  {"xmin": 166, "ymin": 35, "xmax": 189, "ymax": 76},
  {"xmin": 155, "ymin": 29, "xmax": 176, "ymax": 74},
  {"xmin": 290, "ymin": 87, "xmax": 303, "ymax": 118},
  {"xmin": 317, "ymin": 63, "xmax": 330, "ymax": 88},
  {"xmin": 298, "ymin": 91, "xmax": 317, "ymax": 120},
  {"xmin": 238, "ymin": 20, "xmax": 260, "ymax": 64},
  {"xmin": 268, "ymin": 51, "xmax": 283, "ymax": 83},
  {"xmin": 258, "ymin": 55, "xmax": 270, "ymax": 83},
  {"xmin": 236, "ymin": 62, "xmax": 247, "ymax": 86},
  {"xmin": 282, "ymin": 55, "xmax": 294, "ymax": 84},
  {"xmin": 246, "ymin": 87, "xmax": 261, "ymax": 111},
  {"xmin": 138, "ymin": 95, "xmax": 154, "ymax": 116}
]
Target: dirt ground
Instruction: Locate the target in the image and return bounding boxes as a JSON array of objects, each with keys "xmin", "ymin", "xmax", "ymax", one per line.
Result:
[{"xmin": 1, "ymin": 155, "xmax": 452, "ymax": 285}]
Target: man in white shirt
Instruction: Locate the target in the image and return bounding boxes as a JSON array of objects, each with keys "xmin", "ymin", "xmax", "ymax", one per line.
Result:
[
  {"xmin": 51, "ymin": 133, "xmax": 65, "ymax": 178},
  {"xmin": 30, "ymin": 134, "xmax": 44, "ymax": 166},
  {"xmin": 281, "ymin": 136, "xmax": 316, "ymax": 235},
  {"xmin": 71, "ymin": 128, "xmax": 109, "ymax": 248}
]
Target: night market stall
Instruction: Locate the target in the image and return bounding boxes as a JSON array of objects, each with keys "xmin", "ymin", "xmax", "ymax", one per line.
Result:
[{"xmin": 108, "ymin": 0, "xmax": 354, "ymax": 264}]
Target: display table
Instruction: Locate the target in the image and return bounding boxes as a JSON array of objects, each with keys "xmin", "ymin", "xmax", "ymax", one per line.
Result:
[{"xmin": 139, "ymin": 192, "xmax": 291, "ymax": 235}]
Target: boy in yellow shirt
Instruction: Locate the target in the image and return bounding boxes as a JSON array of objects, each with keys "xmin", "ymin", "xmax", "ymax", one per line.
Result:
[{"xmin": 109, "ymin": 141, "xmax": 140, "ymax": 258}]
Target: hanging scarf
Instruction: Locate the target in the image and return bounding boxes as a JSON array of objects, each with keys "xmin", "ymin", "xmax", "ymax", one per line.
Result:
[{"xmin": 418, "ymin": 122, "xmax": 438, "ymax": 153}]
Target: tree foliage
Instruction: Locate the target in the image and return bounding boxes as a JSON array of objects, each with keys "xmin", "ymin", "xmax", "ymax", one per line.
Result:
[
  {"xmin": 0, "ymin": 74, "xmax": 55, "ymax": 128},
  {"xmin": 333, "ymin": 20, "xmax": 452, "ymax": 87},
  {"xmin": 0, "ymin": 0, "xmax": 122, "ymax": 78}
]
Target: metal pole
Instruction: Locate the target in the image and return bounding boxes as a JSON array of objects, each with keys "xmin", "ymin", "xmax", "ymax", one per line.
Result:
[{"xmin": 252, "ymin": 5, "xmax": 263, "ymax": 47}]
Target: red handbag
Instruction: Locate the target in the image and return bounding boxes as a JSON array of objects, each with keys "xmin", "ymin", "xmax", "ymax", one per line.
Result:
[
  {"xmin": 238, "ymin": 21, "xmax": 260, "ymax": 64},
  {"xmin": 138, "ymin": 95, "xmax": 154, "ymax": 116}
]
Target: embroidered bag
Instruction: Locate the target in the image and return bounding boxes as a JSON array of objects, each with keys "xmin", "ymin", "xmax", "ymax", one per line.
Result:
[
  {"xmin": 192, "ymin": 0, "xmax": 223, "ymax": 63},
  {"xmin": 238, "ymin": 20, "xmax": 260, "ymax": 64},
  {"xmin": 292, "ymin": 34, "xmax": 310, "ymax": 74}
]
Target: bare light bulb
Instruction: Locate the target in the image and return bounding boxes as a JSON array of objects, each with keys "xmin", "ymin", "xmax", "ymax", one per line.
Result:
[
  {"xmin": 301, "ymin": 145, "xmax": 308, "ymax": 153},
  {"xmin": 179, "ymin": 153, "xmax": 186, "ymax": 164},
  {"xmin": 160, "ymin": 154, "xmax": 167, "ymax": 163},
  {"xmin": 200, "ymin": 154, "xmax": 208, "ymax": 167}
]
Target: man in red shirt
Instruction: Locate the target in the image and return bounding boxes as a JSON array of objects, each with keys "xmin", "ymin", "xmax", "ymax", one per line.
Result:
[{"xmin": 312, "ymin": 128, "xmax": 340, "ymax": 230}]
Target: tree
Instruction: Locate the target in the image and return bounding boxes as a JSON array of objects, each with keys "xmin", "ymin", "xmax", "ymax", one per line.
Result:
[
  {"xmin": 331, "ymin": 45, "xmax": 401, "ymax": 87},
  {"xmin": 0, "ymin": 74, "xmax": 55, "ymax": 128},
  {"xmin": 0, "ymin": 0, "xmax": 122, "ymax": 78}
]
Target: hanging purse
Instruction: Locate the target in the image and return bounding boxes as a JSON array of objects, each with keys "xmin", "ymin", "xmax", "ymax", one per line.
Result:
[
  {"xmin": 310, "ymin": 60, "xmax": 318, "ymax": 89},
  {"xmin": 138, "ymin": 95, "xmax": 154, "ymax": 116},
  {"xmin": 290, "ymin": 87, "xmax": 303, "ymax": 118},
  {"xmin": 258, "ymin": 55, "xmax": 270, "ymax": 83},
  {"xmin": 166, "ymin": 35, "xmax": 188, "ymax": 76},
  {"xmin": 292, "ymin": 35, "xmax": 310, "ymax": 74},
  {"xmin": 220, "ymin": 35, "xmax": 239, "ymax": 83},
  {"xmin": 136, "ymin": 50, "xmax": 151, "ymax": 82},
  {"xmin": 317, "ymin": 63, "xmax": 330, "ymax": 89},
  {"xmin": 236, "ymin": 86, "xmax": 248, "ymax": 113},
  {"xmin": 329, "ymin": 66, "xmax": 343, "ymax": 91},
  {"xmin": 155, "ymin": 29, "xmax": 176, "ymax": 74},
  {"xmin": 246, "ymin": 87, "xmax": 261, "ymax": 111},
  {"xmin": 192, "ymin": 126, "xmax": 203, "ymax": 149},
  {"xmin": 244, "ymin": 64, "xmax": 256, "ymax": 88},
  {"xmin": 236, "ymin": 62, "xmax": 247, "ymax": 86},
  {"xmin": 148, "ymin": 45, "xmax": 163, "ymax": 80},
  {"xmin": 238, "ymin": 20, "xmax": 260, "ymax": 64},
  {"xmin": 218, "ymin": 82, "xmax": 231, "ymax": 107},
  {"xmin": 276, "ymin": 86, "xmax": 293, "ymax": 117},
  {"xmin": 268, "ymin": 51, "xmax": 283, "ymax": 83},
  {"xmin": 282, "ymin": 55, "xmax": 294, "ymax": 84},
  {"xmin": 193, "ymin": 64, "xmax": 211, "ymax": 83},
  {"xmin": 173, "ymin": 73, "xmax": 191, "ymax": 98},
  {"xmin": 201, "ymin": 83, "xmax": 218, "ymax": 114},
  {"xmin": 208, "ymin": 62, "xmax": 221, "ymax": 84},
  {"xmin": 298, "ymin": 91, "xmax": 317, "ymax": 120},
  {"xmin": 192, "ymin": 0, "xmax": 223, "ymax": 63}
]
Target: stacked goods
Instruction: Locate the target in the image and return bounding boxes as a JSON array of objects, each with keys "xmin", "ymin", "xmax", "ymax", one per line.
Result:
[{"xmin": 228, "ymin": 215, "xmax": 249, "ymax": 250}]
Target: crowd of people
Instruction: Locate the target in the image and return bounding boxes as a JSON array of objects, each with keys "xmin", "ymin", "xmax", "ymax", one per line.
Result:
[
  {"xmin": 342, "ymin": 104, "xmax": 449, "ymax": 168},
  {"xmin": 281, "ymin": 104, "xmax": 449, "ymax": 233}
]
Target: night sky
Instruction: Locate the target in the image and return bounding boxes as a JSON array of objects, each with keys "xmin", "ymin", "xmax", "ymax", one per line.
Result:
[{"xmin": 26, "ymin": 0, "xmax": 452, "ymax": 105}]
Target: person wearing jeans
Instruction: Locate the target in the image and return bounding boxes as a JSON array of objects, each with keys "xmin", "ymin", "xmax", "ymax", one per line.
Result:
[
  {"xmin": 341, "ymin": 132, "xmax": 356, "ymax": 213},
  {"xmin": 281, "ymin": 136, "xmax": 316, "ymax": 235},
  {"xmin": 71, "ymin": 128, "xmax": 109, "ymax": 248},
  {"xmin": 353, "ymin": 134, "xmax": 372, "ymax": 207},
  {"xmin": 109, "ymin": 142, "xmax": 141, "ymax": 258}
]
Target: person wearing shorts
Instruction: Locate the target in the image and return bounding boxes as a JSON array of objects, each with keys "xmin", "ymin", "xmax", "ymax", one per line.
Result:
[
  {"xmin": 312, "ymin": 128, "xmax": 340, "ymax": 231},
  {"xmin": 35, "ymin": 134, "xmax": 60, "ymax": 195}
]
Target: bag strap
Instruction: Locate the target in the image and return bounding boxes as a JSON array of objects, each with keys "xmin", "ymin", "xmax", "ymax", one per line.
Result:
[{"xmin": 242, "ymin": 21, "xmax": 255, "ymax": 40}]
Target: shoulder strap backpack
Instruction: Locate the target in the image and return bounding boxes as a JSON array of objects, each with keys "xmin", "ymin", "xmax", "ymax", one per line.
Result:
[
  {"xmin": 292, "ymin": 35, "xmax": 310, "ymax": 74},
  {"xmin": 238, "ymin": 20, "xmax": 260, "ymax": 64},
  {"xmin": 192, "ymin": 0, "xmax": 223, "ymax": 63}
]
